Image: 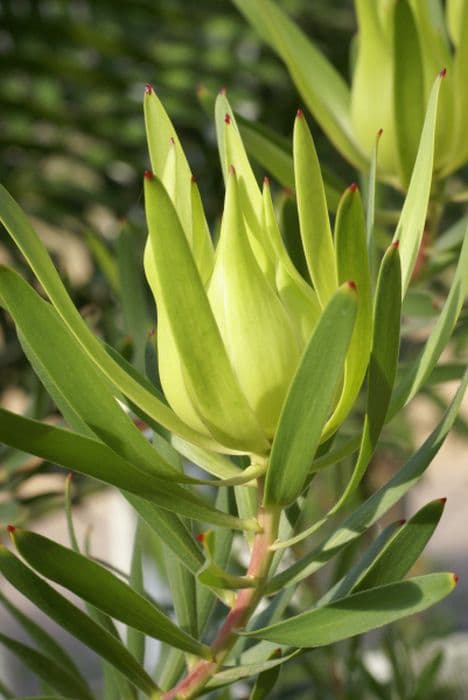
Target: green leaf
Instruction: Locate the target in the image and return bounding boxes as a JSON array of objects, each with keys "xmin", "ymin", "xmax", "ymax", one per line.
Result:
[
  {"xmin": 0, "ymin": 550, "xmax": 158, "ymax": 696},
  {"xmin": 389, "ymin": 228, "xmax": 468, "ymax": 417},
  {"xmin": 0, "ymin": 633, "xmax": 94, "ymax": 700},
  {"xmin": 0, "ymin": 184, "xmax": 213, "ymax": 448},
  {"xmin": 127, "ymin": 524, "xmax": 146, "ymax": 665},
  {"xmin": 366, "ymin": 129, "xmax": 383, "ymax": 270},
  {"xmin": 266, "ymin": 369, "xmax": 467, "ymax": 592},
  {"xmin": 392, "ymin": 0, "xmax": 425, "ymax": 186},
  {"xmin": 354, "ymin": 498, "xmax": 446, "ymax": 592},
  {"xmin": 0, "ymin": 590, "xmax": 86, "ymax": 686},
  {"xmin": 329, "ymin": 241, "xmax": 401, "ymax": 510},
  {"xmin": 265, "ymin": 282, "xmax": 358, "ymax": 507},
  {"xmin": 125, "ymin": 495, "xmax": 204, "ymax": 576},
  {"xmin": 197, "ymin": 531, "xmax": 257, "ymax": 591},
  {"xmin": 393, "ymin": 72, "xmax": 445, "ymax": 295},
  {"xmin": 10, "ymin": 528, "xmax": 211, "ymax": 660},
  {"xmin": 0, "ymin": 409, "xmax": 260, "ymax": 532},
  {"xmin": 232, "ymin": 0, "xmax": 366, "ymax": 170},
  {"xmin": 0, "ymin": 266, "xmax": 177, "ymax": 479},
  {"xmin": 206, "ymin": 651, "xmax": 300, "ymax": 690},
  {"xmin": 117, "ymin": 223, "xmax": 151, "ymax": 373},
  {"xmin": 246, "ymin": 573, "xmax": 456, "ymax": 646},
  {"xmin": 249, "ymin": 649, "xmax": 283, "ymax": 699},
  {"xmin": 318, "ymin": 521, "xmax": 403, "ymax": 606},
  {"xmin": 324, "ymin": 183, "xmax": 373, "ymax": 440},
  {"xmin": 293, "ymin": 111, "xmax": 337, "ymax": 307},
  {"xmin": 144, "ymin": 174, "xmax": 269, "ymax": 454}
]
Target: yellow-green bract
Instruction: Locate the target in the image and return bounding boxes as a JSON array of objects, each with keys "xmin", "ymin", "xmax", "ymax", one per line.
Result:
[{"xmin": 143, "ymin": 88, "xmax": 356, "ymax": 457}]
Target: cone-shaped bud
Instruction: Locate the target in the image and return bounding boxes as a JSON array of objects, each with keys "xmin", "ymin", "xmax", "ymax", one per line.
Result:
[{"xmin": 208, "ymin": 168, "xmax": 301, "ymax": 438}]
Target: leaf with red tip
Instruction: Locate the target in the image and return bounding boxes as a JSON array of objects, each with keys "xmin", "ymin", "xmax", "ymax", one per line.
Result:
[
  {"xmin": 144, "ymin": 87, "xmax": 213, "ymax": 278},
  {"xmin": 215, "ymin": 93, "xmax": 276, "ymax": 282},
  {"xmin": 329, "ymin": 241, "xmax": 401, "ymax": 510},
  {"xmin": 323, "ymin": 184, "xmax": 372, "ymax": 440},
  {"xmin": 267, "ymin": 369, "xmax": 467, "ymax": 592},
  {"xmin": 11, "ymin": 529, "xmax": 211, "ymax": 660},
  {"xmin": 293, "ymin": 111, "xmax": 337, "ymax": 307},
  {"xmin": 0, "ymin": 185, "xmax": 217, "ymax": 449},
  {"xmin": 393, "ymin": 72, "xmax": 445, "ymax": 295},
  {"xmin": 245, "ymin": 574, "xmax": 456, "ymax": 647}
]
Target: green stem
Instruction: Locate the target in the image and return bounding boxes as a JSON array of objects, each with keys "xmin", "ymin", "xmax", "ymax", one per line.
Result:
[{"xmin": 161, "ymin": 503, "xmax": 280, "ymax": 699}]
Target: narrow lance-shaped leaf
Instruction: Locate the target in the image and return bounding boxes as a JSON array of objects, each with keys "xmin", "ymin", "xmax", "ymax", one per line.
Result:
[
  {"xmin": 266, "ymin": 369, "xmax": 467, "ymax": 593},
  {"xmin": 0, "ymin": 266, "xmax": 179, "ymax": 480},
  {"xmin": 0, "ymin": 633, "xmax": 94, "ymax": 700},
  {"xmin": 144, "ymin": 173, "xmax": 269, "ymax": 455},
  {"xmin": 215, "ymin": 94, "xmax": 275, "ymax": 282},
  {"xmin": 329, "ymin": 241, "xmax": 401, "ymax": 511},
  {"xmin": 354, "ymin": 498, "xmax": 446, "ymax": 592},
  {"xmin": 0, "ymin": 590, "xmax": 86, "ymax": 687},
  {"xmin": 246, "ymin": 574, "xmax": 457, "ymax": 647},
  {"xmin": 117, "ymin": 223, "xmax": 151, "ymax": 373},
  {"xmin": 0, "ymin": 408, "xmax": 261, "ymax": 532},
  {"xmin": 0, "ymin": 548, "xmax": 160, "ymax": 697},
  {"xmin": 321, "ymin": 498, "xmax": 446, "ymax": 607},
  {"xmin": 10, "ymin": 528, "xmax": 211, "ymax": 661},
  {"xmin": 392, "ymin": 0, "xmax": 425, "ymax": 187},
  {"xmin": 264, "ymin": 282, "xmax": 358, "ymax": 507},
  {"xmin": 293, "ymin": 110, "xmax": 337, "ymax": 306},
  {"xmin": 318, "ymin": 521, "xmax": 403, "ymax": 607},
  {"xmin": 389, "ymin": 228, "xmax": 468, "ymax": 417},
  {"xmin": 393, "ymin": 71, "xmax": 445, "ymax": 295},
  {"xmin": 0, "ymin": 184, "xmax": 215, "ymax": 449},
  {"xmin": 324, "ymin": 183, "xmax": 372, "ymax": 442}
]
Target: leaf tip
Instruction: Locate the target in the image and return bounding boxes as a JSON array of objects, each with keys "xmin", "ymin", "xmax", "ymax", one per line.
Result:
[
  {"xmin": 347, "ymin": 280, "xmax": 357, "ymax": 292},
  {"xmin": 191, "ymin": 174, "xmax": 197, "ymax": 184},
  {"xmin": 439, "ymin": 67, "xmax": 447, "ymax": 79},
  {"xmin": 169, "ymin": 136, "xmax": 175, "ymax": 146},
  {"xmin": 228, "ymin": 164, "xmax": 236, "ymax": 176},
  {"xmin": 6, "ymin": 525, "xmax": 15, "ymax": 535},
  {"xmin": 263, "ymin": 175, "xmax": 270, "ymax": 187},
  {"xmin": 224, "ymin": 113, "xmax": 231, "ymax": 125},
  {"xmin": 439, "ymin": 496, "xmax": 447, "ymax": 505},
  {"xmin": 296, "ymin": 108, "xmax": 304, "ymax": 119},
  {"xmin": 348, "ymin": 182, "xmax": 358, "ymax": 193},
  {"xmin": 195, "ymin": 532, "xmax": 206, "ymax": 543},
  {"xmin": 453, "ymin": 573, "xmax": 459, "ymax": 585},
  {"xmin": 377, "ymin": 127, "xmax": 384, "ymax": 137},
  {"xmin": 219, "ymin": 86, "xmax": 227, "ymax": 96},
  {"xmin": 144, "ymin": 169, "xmax": 154, "ymax": 181},
  {"xmin": 398, "ymin": 518, "xmax": 406, "ymax": 526},
  {"xmin": 144, "ymin": 83, "xmax": 153, "ymax": 95}
]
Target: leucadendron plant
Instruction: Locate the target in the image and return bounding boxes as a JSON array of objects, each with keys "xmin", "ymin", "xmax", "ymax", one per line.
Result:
[{"xmin": 0, "ymin": 67, "xmax": 466, "ymax": 699}]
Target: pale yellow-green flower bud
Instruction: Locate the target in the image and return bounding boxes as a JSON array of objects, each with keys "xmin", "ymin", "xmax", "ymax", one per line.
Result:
[
  {"xmin": 208, "ymin": 166, "xmax": 301, "ymax": 439},
  {"xmin": 143, "ymin": 89, "xmax": 343, "ymax": 455}
]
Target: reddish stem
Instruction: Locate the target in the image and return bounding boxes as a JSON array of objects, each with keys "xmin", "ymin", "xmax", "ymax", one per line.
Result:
[{"xmin": 162, "ymin": 507, "xmax": 279, "ymax": 699}]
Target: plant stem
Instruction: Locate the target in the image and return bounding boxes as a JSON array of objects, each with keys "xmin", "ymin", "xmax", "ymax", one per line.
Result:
[{"xmin": 161, "ymin": 504, "xmax": 280, "ymax": 699}]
